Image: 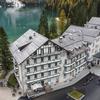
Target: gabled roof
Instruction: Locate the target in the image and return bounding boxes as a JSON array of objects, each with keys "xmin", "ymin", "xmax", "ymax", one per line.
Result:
[
  {"xmin": 10, "ymin": 29, "xmax": 48, "ymax": 64},
  {"xmin": 52, "ymin": 25, "xmax": 100, "ymax": 51},
  {"xmin": 94, "ymin": 52, "xmax": 100, "ymax": 59},
  {"xmin": 88, "ymin": 17, "xmax": 100, "ymax": 26}
]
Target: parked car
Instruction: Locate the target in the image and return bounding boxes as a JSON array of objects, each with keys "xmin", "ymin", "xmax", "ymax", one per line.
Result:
[{"xmin": 18, "ymin": 96, "xmax": 30, "ymax": 100}]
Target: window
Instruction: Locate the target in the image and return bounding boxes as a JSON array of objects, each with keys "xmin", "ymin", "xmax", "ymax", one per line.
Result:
[
  {"xmin": 55, "ymin": 46, "xmax": 58, "ymax": 51},
  {"xmin": 65, "ymin": 59, "xmax": 67, "ymax": 64},
  {"xmin": 55, "ymin": 69, "xmax": 57, "ymax": 74},
  {"xmin": 41, "ymin": 65, "xmax": 44, "ymax": 70},
  {"xmin": 95, "ymin": 26, "xmax": 97, "ymax": 29},
  {"xmin": 65, "ymin": 67, "xmax": 67, "ymax": 71},
  {"xmin": 41, "ymin": 73, "xmax": 44, "ymax": 77},
  {"xmin": 55, "ymin": 55, "xmax": 58, "ymax": 59},
  {"xmin": 27, "ymin": 76, "xmax": 30, "ymax": 80},
  {"xmin": 64, "ymin": 74, "xmax": 66, "ymax": 78},
  {"xmin": 34, "ymin": 74, "xmax": 37, "ymax": 79},
  {"xmin": 34, "ymin": 51, "xmax": 37, "ymax": 56},
  {"xmin": 57, "ymin": 47, "xmax": 61, "ymax": 51},
  {"xmin": 48, "ymin": 64, "xmax": 51, "ymax": 68},
  {"xmin": 48, "ymin": 71, "xmax": 51, "ymax": 76},
  {"xmin": 27, "ymin": 59, "xmax": 30, "ymax": 65},
  {"xmin": 41, "ymin": 57, "xmax": 44, "ymax": 62},
  {"xmin": 55, "ymin": 62, "xmax": 57, "ymax": 66},
  {"xmin": 48, "ymin": 47, "xmax": 51, "ymax": 53},
  {"xmin": 34, "ymin": 67, "xmax": 37, "ymax": 71},
  {"xmin": 48, "ymin": 56, "xmax": 51, "ymax": 60},
  {"xmin": 41, "ymin": 48, "xmax": 44, "ymax": 55},
  {"xmin": 34, "ymin": 58, "xmax": 37, "ymax": 63},
  {"xmin": 27, "ymin": 68, "xmax": 30, "ymax": 73}
]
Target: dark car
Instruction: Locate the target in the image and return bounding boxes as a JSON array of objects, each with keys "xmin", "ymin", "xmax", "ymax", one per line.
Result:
[{"xmin": 18, "ymin": 96, "xmax": 31, "ymax": 100}]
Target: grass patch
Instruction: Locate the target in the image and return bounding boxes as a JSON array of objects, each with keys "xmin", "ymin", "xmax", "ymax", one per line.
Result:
[
  {"xmin": 7, "ymin": 74, "xmax": 18, "ymax": 87},
  {"xmin": 0, "ymin": 70, "xmax": 6, "ymax": 79},
  {"xmin": 68, "ymin": 90, "xmax": 85, "ymax": 100}
]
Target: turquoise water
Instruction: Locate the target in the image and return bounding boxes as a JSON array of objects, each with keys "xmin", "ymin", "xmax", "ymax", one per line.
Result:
[{"xmin": 0, "ymin": 6, "xmax": 55, "ymax": 42}]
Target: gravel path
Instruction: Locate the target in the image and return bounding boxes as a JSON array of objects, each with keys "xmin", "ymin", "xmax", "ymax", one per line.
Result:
[{"xmin": 0, "ymin": 87, "xmax": 21, "ymax": 100}]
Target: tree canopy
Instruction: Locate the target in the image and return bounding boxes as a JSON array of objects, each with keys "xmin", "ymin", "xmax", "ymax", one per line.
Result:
[
  {"xmin": 0, "ymin": 27, "xmax": 13, "ymax": 73},
  {"xmin": 38, "ymin": 10, "xmax": 50, "ymax": 38}
]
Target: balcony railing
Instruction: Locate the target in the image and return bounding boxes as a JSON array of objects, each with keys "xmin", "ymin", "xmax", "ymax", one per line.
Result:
[
  {"xmin": 26, "ymin": 59, "xmax": 61, "ymax": 68},
  {"xmin": 32, "ymin": 51, "xmax": 61, "ymax": 58},
  {"xmin": 64, "ymin": 69, "xmax": 75, "ymax": 74},
  {"xmin": 26, "ymin": 66, "xmax": 61, "ymax": 76},
  {"xmin": 26, "ymin": 74, "xmax": 60, "ymax": 84},
  {"xmin": 75, "ymin": 61, "xmax": 87, "ymax": 69},
  {"xmin": 64, "ymin": 56, "xmax": 86, "ymax": 67},
  {"xmin": 64, "ymin": 61, "xmax": 87, "ymax": 74}
]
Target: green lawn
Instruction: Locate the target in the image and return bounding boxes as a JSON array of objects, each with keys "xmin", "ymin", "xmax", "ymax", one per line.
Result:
[
  {"xmin": 7, "ymin": 74, "xmax": 18, "ymax": 87},
  {"xmin": 0, "ymin": 70, "xmax": 6, "ymax": 79},
  {"xmin": 68, "ymin": 90, "xmax": 85, "ymax": 100}
]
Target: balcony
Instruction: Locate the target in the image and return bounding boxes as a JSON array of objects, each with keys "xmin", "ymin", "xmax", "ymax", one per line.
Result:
[
  {"xmin": 64, "ymin": 69, "xmax": 75, "ymax": 74},
  {"xmin": 77, "ymin": 56, "xmax": 87, "ymax": 62},
  {"xmin": 75, "ymin": 61, "xmax": 87, "ymax": 69},
  {"xmin": 26, "ymin": 59, "xmax": 61, "ymax": 68},
  {"xmin": 32, "ymin": 51, "xmax": 61, "ymax": 58},
  {"xmin": 26, "ymin": 74, "xmax": 60, "ymax": 84},
  {"xmin": 26, "ymin": 66, "xmax": 61, "ymax": 76},
  {"xmin": 64, "ymin": 62, "xmax": 75, "ymax": 67},
  {"xmin": 64, "ymin": 61, "xmax": 87, "ymax": 74},
  {"xmin": 64, "ymin": 56, "xmax": 86, "ymax": 67}
]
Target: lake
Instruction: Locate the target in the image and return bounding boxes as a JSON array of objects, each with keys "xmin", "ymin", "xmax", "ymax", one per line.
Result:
[{"xmin": 0, "ymin": 6, "xmax": 56, "ymax": 42}]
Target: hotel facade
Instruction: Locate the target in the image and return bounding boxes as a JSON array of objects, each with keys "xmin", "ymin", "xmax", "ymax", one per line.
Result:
[{"xmin": 10, "ymin": 17, "xmax": 100, "ymax": 94}]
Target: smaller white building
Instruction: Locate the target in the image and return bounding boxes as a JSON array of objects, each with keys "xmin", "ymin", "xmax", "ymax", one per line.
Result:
[{"xmin": 85, "ymin": 17, "xmax": 100, "ymax": 30}]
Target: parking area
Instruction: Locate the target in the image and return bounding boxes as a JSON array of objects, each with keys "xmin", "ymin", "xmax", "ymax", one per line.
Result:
[
  {"xmin": 33, "ymin": 73, "xmax": 100, "ymax": 100},
  {"xmin": 74, "ymin": 73, "xmax": 100, "ymax": 100}
]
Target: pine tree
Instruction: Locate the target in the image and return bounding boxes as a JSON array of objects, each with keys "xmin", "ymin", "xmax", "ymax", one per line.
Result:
[
  {"xmin": 59, "ymin": 8, "xmax": 67, "ymax": 34},
  {"xmin": 49, "ymin": 18, "xmax": 58, "ymax": 39},
  {"xmin": 38, "ymin": 10, "xmax": 49, "ymax": 38},
  {"xmin": 0, "ymin": 27, "xmax": 13, "ymax": 73}
]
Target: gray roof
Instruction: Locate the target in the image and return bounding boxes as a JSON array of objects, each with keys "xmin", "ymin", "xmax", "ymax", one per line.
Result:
[
  {"xmin": 52, "ymin": 25, "xmax": 100, "ymax": 51},
  {"xmin": 88, "ymin": 17, "xmax": 100, "ymax": 26},
  {"xmin": 94, "ymin": 52, "xmax": 100, "ymax": 59},
  {"xmin": 10, "ymin": 29, "xmax": 48, "ymax": 64}
]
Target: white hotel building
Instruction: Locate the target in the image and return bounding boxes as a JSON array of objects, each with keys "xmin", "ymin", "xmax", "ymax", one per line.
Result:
[{"xmin": 10, "ymin": 17, "xmax": 100, "ymax": 94}]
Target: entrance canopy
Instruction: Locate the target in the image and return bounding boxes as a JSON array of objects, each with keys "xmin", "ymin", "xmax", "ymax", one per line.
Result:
[{"xmin": 31, "ymin": 83, "xmax": 43, "ymax": 90}]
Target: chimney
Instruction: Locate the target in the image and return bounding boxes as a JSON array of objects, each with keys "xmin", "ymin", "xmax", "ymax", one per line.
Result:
[
  {"xmin": 33, "ymin": 33, "xmax": 36, "ymax": 36},
  {"xmin": 59, "ymin": 36, "xmax": 63, "ymax": 43}
]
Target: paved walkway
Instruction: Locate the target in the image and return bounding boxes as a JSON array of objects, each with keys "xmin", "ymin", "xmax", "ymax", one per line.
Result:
[
  {"xmin": 1, "ymin": 66, "xmax": 100, "ymax": 100},
  {"xmin": 0, "ymin": 87, "xmax": 21, "ymax": 100},
  {"xmin": 5, "ymin": 70, "xmax": 14, "ymax": 85},
  {"xmin": 52, "ymin": 68, "xmax": 90, "ymax": 91},
  {"xmin": 51, "ymin": 66, "xmax": 100, "ymax": 92}
]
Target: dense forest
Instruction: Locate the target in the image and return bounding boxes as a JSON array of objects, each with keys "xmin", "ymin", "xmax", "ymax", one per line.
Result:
[
  {"xmin": 38, "ymin": 0, "xmax": 100, "ymax": 36},
  {"xmin": 45, "ymin": 0, "xmax": 100, "ymax": 25}
]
